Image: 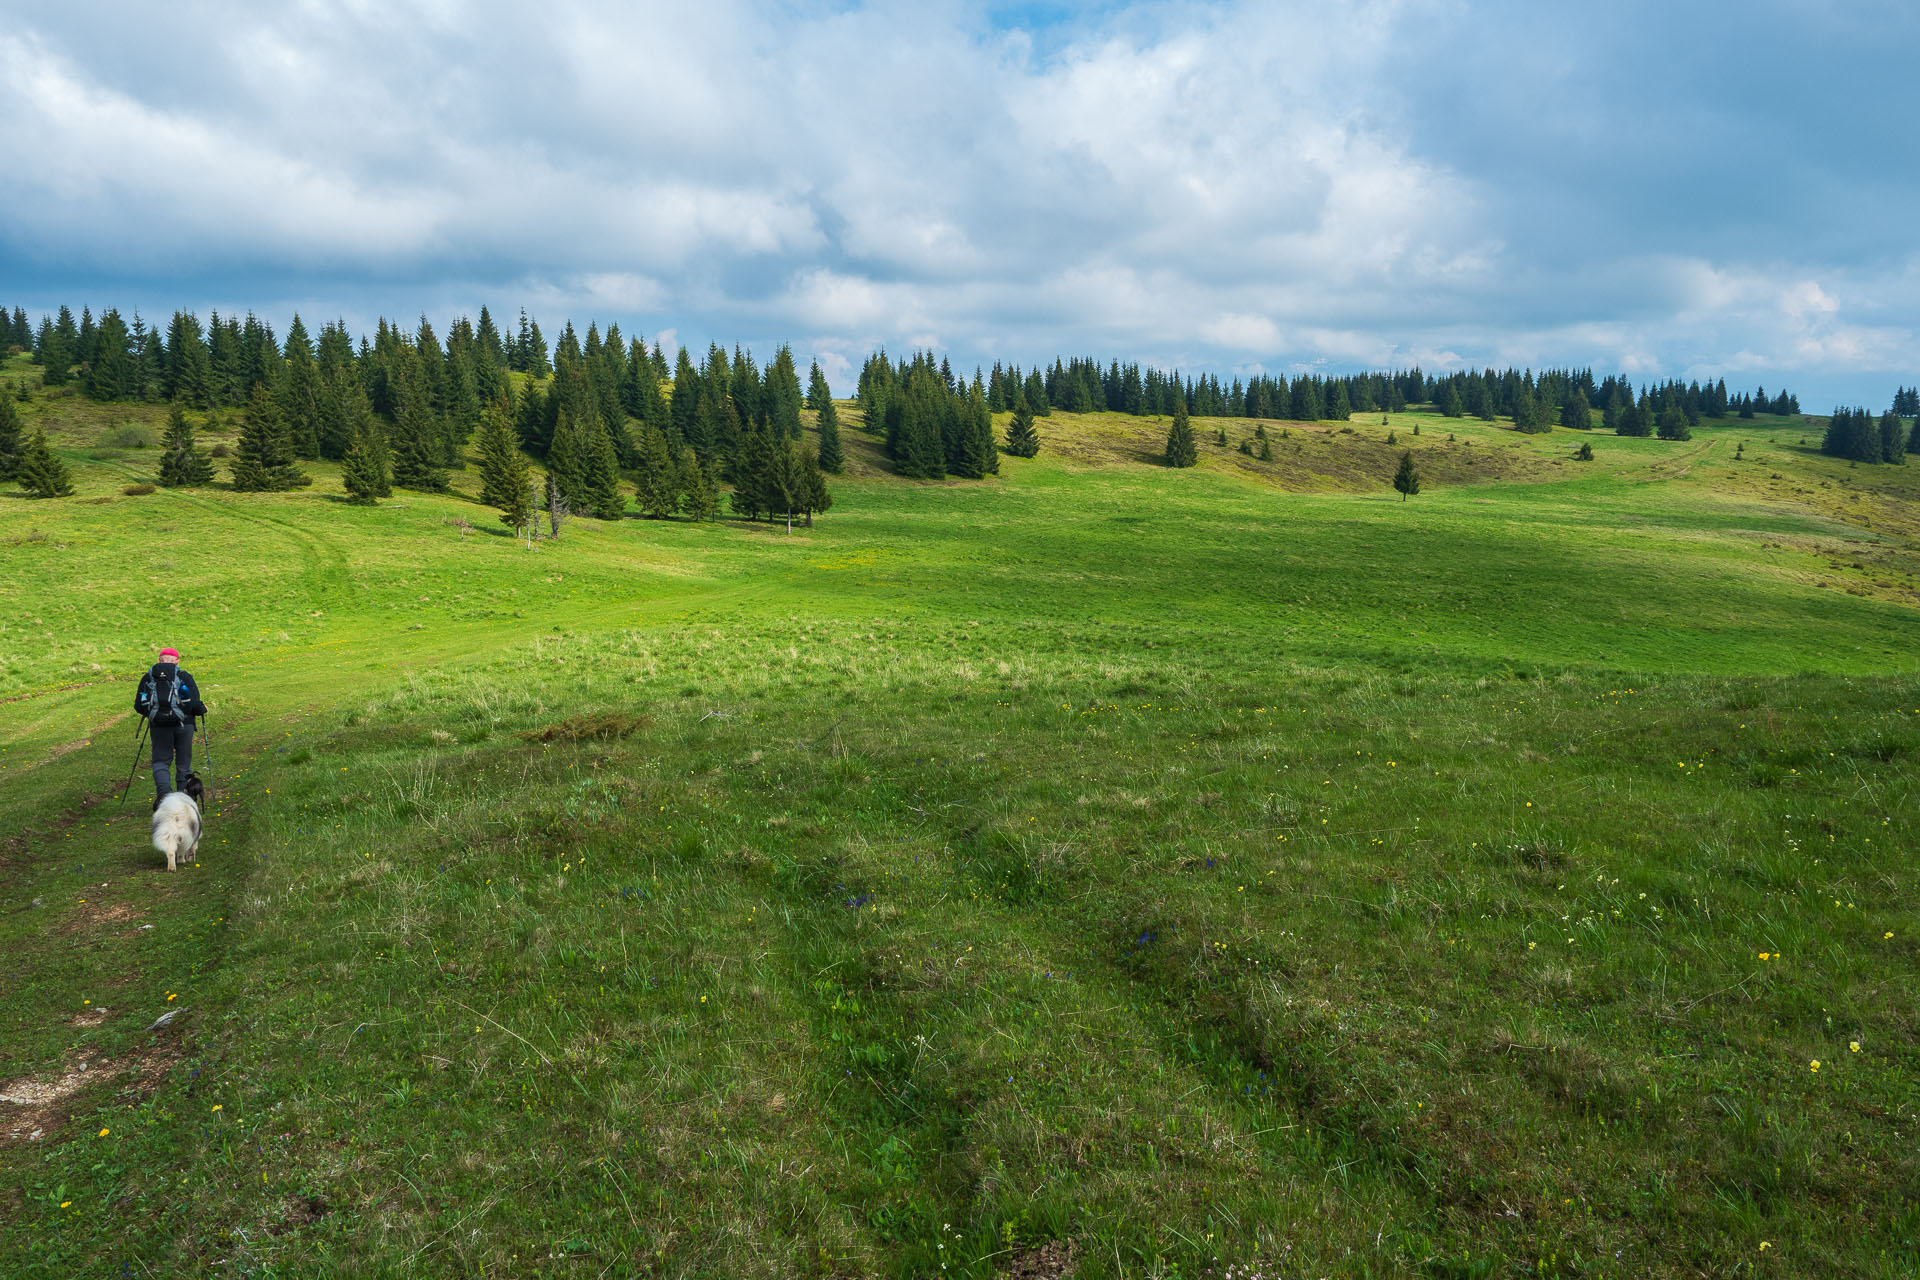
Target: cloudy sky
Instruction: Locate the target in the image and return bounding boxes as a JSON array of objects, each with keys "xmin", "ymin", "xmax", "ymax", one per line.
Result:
[{"xmin": 2, "ymin": 0, "xmax": 1914, "ymax": 404}]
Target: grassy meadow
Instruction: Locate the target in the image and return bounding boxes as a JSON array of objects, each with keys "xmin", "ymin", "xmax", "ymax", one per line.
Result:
[{"xmin": 2, "ymin": 351, "xmax": 1918, "ymax": 1278}]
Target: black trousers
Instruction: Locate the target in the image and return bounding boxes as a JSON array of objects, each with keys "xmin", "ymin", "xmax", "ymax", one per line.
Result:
[{"xmin": 151, "ymin": 721, "xmax": 195, "ymax": 799}]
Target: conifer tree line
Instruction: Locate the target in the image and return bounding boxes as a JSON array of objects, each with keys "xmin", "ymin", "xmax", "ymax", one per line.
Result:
[
  {"xmin": 854, "ymin": 351, "xmax": 999, "ymax": 480},
  {"xmin": 6, "ymin": 301, "xmax": 837, "ymax": 524},
  {"xmin": 18, "ymin": 296, "xmax": 1869, "ymax": 511},
  {"xmin": 1820, "ymin": 408, "xmax": 1912, "ymax": 465},
  {"xmin": 1890, "ymin": 386, "xmax": 1919, "ymax": 418},
  {"xmin": 0, "ymin": 301, "xmax": 1820, "ymax": 443},
  {"xmin": 967, "ymin": 354, "xmax": 1803, "ymax": 433}
]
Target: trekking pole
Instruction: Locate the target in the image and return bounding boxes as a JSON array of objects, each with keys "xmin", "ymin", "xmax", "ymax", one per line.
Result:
[
  {"xmin": 118, "ymin": 718, "xmax": 151, "ymax": 805},
  {"xmin": 198, "ymin": 715, "xmax": 214, "ymax": 790}
]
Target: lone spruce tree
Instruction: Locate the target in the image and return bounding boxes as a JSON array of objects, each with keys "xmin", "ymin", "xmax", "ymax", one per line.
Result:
[
  {"xmin": 18, "ymin": 426, "xmax": 75, "ymax": 497},
  {"xmin": 816, "ymin": 398, "xmax": 845, "ymax": 473},
  {"xmin": 157, "ymin": 402, "xmax": 215, "ymax": 487},
  {"xmin": 0, "ymin": 384, "xmax": 25, "ymax": 481},
  {"xmin": 477, "ymin": 405, "xmax": 532, "ymax": 524},
  {"xmin": 230, "ymin": 385, "xmax": 310, "ymax": 491},
  {"xmin": 1393, "ymin": 450, "xmax": 1421, "ymax": 502},
  {"xmin": 1004, "ymin": 399, "xmax": 1040, "ymax": 458},
  {"xmin": 1163, "ymin": 396, "xmax": 1197, "ymax": 468}
]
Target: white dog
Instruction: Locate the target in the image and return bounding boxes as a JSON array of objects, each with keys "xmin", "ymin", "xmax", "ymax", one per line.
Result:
[{"xmin": 151, "ymin": 791, "xmax": 202, "ymax": 871}]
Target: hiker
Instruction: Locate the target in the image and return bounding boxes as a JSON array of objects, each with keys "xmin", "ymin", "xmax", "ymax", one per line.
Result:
[{"xmin": 135, "ymin": 647, "xmax": 208, "ymax": 811}]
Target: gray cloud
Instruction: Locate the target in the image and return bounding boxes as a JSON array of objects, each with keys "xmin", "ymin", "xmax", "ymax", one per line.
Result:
[{"xmin": 0, "ymin": 0, "xmax": 1913, "ymax": 404}]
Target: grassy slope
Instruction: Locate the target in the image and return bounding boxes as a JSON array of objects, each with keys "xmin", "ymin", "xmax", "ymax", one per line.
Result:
[{"xmin": 2, "ymin": 354, "xmax": 1917, "ymax": 1278}]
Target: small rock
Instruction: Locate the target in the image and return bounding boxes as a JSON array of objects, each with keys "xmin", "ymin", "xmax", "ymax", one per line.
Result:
[
  {"xmin": 30, "ymin": 898, "xmax": 43, "ymax": 909},
  {"xmin": 147, "ymin": 1009, "xmax": 182, "ymax": 1031}
]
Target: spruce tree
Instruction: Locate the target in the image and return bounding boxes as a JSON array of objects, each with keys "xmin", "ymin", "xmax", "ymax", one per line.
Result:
[
  {"xmin": 474, "ymin": 412, "xmax": 533, "ymax": 531},
  {"xmin": 1392, "ymin": 450, "xmax": 1421, "ymax": 502},
  {"xmin": 1656, "ymin": 404, "xmax": 1692, "ymax": 441},
  {"xmin": 806, "ymin": 359, "xmax": 833, "ymax": 412},
  {"xmin": 679, "ymin": 447, "xmax": 720, "ymax": 521},
  {"xmin": 229, "ymin": 384, "xmax": 309, "ymax": 491},
  {"xmin": 761, "ymin": 436, "xmax": 807, "ymax": 531},
  {"xmin": 85, "ymin": 308, "xmax": 134, "ymax": 401},
  {"xmin": 389, "ymin": 378, "xmax": 449, "ymax": 492},
  {"xmin": 477, "ymin": 404, "xmax": 530, "ymax": 513},
  {"xmin": 1559, "ymin": 388, "xmax": 1591, "ymax": 430},
  {"xmin": 339, "ymin": 422, "xmax": 385, "ymax": 505},
  {"xmin": 345, "ymin": 383, "xmax": 390, "ymax": 497},
  {"xmin": 964, "ymin": 382, "xmax": 997, "ymax": 477},
  {"xmin": 157, "ymin": 402, "xmax": 214, "ymax": 486},
  {"xmin": 1512, "ymin": 390, "xmax": 1548, "ymax": 433},
  {"xmin": 1022, "ymin": 369, "xmax": 1050, "ymax": 415},
  {"xmin": 1289, "ymin": 378, "xmax": 1322, "ymax": 422},
  {"xmin": 767, "ymin": 346, "xmax": 804, "ymax": 439},
  {"xmin": 1163, "ymin": 396, "xmax": 1197, "ymax": 468},
  {"xmin": 1878, "ymin": 412, "xmax": 1906, "ymax": 464},
  {"xmin": 799, "ymin": 444, "xmax": 832, "ymax": 526},
  {"xmin": 634, "ymin": 423, "xmax": 680, "ymax": 517},
  {"xmin": 1574, "ymin": 441, "xmax": 1594, "ymax": 460},
  {"xmin": 579, "ymin": 418, "xmax": 626, "ymax": 519},
  {"xmin": 278, "ymin": 316, "xmax": 322, "ymax": 458},
  {"xmin": 816, "ymin": 398, "xmax": 845, "ymax": 473},
  {"xmin": 19, "ymin": 427, "xmax": 76, "ymax": 497},
  {"xmin": 731, "ymin": 427, "xmax": 772, "ymax": 519},
  {"xmin": 545, "ymin": 414, "xmax": 588, "ymax": 513},
  {"xmin": 313, "ymin": 375, "xmax": 351, "ymax": 460},
  {"xmin": 1326, "ymin": 381, "xmax": 1352, "ymax": 422},
  {"xmin": 500, "ymin": 469, "xmax": 535, "ymax": 539},
  {"xmin": 1617, "ymin": 402, "xmax": 1652, "ymax": 437},
  {"xmin": 0, "ymin": 385, "xmax": 23, "ymax": 481},
  {"xmin": 1004, "ymin": 399, "xmax": 1040, "ymax": 458}
]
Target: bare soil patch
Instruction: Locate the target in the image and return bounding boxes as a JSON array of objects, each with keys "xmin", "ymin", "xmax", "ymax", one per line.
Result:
[
  {"xmin": 0, "ymin": 1030, "xmax": 184, "ymax": 1148},
  {"xmin": 1004, "ymin": 1241, "xmax": 1076, "ymax": 1278}
]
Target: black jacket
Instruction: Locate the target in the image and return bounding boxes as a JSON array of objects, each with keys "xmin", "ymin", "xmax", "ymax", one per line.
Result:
[{"xmin": 135, "ymin": 664, "xmax": 208, "ymax": 726}]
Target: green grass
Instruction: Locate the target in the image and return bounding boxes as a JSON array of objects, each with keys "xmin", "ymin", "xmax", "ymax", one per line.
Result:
[{"xmin": 2, "ymin": 353, "xmax": 1918, "ymax": 1277}]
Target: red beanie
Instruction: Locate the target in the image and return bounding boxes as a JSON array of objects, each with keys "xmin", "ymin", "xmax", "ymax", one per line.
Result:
[{"xmin": 159, "ymin": 648, "xmax": 180, "ymax": 661}]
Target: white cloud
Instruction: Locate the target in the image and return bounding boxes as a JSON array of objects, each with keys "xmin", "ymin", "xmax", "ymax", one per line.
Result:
[
  {"xmin": 0, "ymin": 1, "xmax": 1913, "ymax": 404},
  {"xmin": 1202, "ymin": 313, "xmax": 1283, "ymax": 351}
]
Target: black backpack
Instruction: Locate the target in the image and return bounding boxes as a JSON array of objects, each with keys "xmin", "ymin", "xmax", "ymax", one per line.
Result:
[{"xmin": 146, "ymin": 666, "xmax": 188, "ymax": 726}]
